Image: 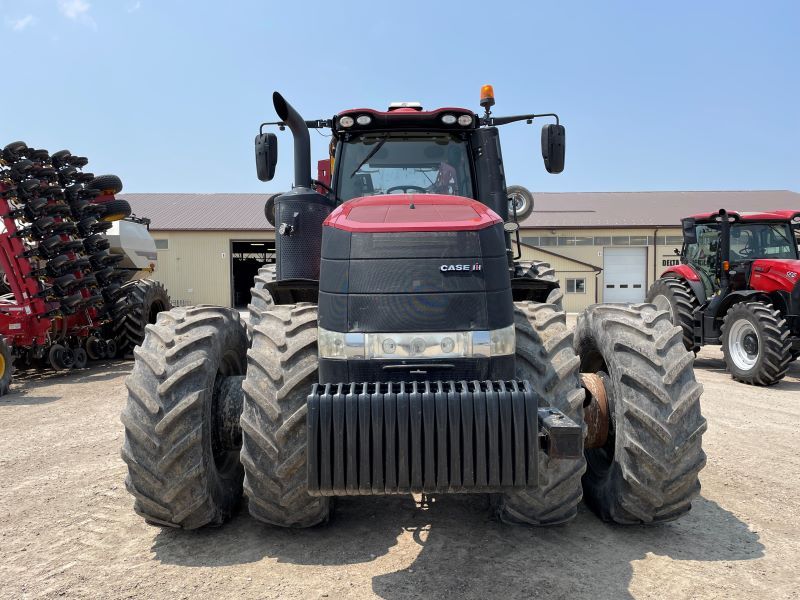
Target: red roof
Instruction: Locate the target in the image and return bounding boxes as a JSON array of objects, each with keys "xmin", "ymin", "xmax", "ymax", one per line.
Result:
[
  {"xmin": 324, "ymin": 194, "xmax": 501, "ymax": 232},
  {"xmin": 690, "ymin": 209, "xmax": 800, "ymax": 222}
]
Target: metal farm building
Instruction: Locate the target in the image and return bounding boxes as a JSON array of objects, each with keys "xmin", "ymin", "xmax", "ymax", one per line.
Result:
[{"xmin": 122, "ymin": 190, "xmax": 799, "ymax": 313}]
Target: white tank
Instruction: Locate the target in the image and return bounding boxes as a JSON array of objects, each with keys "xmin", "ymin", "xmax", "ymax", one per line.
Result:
[{"xmin": 106, "ymin": 219, "xmax": 158, "ymax": 276}]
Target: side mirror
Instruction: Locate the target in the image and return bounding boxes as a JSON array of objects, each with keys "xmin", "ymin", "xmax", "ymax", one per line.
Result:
[
  {"xmin": 255, "ymin": 132, "xmax": 278, "ymax": 182},
  {"xmin": 681, "ymin": 218, "xmax": 697, "ymax": 244},
  {"xmin": 541, "ymin": 124, "xmax": 565, "ymax": 174}
]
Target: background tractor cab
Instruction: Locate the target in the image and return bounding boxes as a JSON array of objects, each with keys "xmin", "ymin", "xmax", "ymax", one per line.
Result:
[{"xmin": 648, "ymin": 209, "xmax": 800, "ymax": 386}]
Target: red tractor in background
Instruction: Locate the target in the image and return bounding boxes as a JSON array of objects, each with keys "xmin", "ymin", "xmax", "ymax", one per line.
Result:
[{"xmin": 648, "ymin": 209, "xmax": 800, "ymax": 386}]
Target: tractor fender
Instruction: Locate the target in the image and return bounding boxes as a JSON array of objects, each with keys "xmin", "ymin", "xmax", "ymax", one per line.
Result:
[
  {"xmin": 660, "ymin": 265, "xmax": 706, "ymax": 305},
  {"xmin": 716, "ymin": 290, "xmax": 772, "ymax": 318}
]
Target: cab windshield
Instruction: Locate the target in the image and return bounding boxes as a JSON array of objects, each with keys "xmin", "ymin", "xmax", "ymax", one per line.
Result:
[
  {"xmin": 336, "ymin": 132, "xmax": 473, "ymax": 202},
  {"xmin": 729, "ymin": 223, "xmax": 799, "ymax": 261}
]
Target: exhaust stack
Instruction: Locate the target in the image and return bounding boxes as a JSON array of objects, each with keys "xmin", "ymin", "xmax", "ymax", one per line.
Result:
[{"xmin": 272, "ymin": 92, "xmax": 311, "ymax": 189}]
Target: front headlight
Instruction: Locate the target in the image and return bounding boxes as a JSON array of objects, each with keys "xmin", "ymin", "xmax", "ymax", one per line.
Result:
[
  {"xmin": 318, "ymin": 326, "xmax": 515, "ymax": 360},
  {"xmin": 317, "ymin": 329, "xmax": 365, "ymax": 359}
]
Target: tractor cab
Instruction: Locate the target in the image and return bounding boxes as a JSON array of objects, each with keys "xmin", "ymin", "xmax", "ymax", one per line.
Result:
[{"xmin": 680, "ymin": 210, "xmax": 800, "ymax": 299}]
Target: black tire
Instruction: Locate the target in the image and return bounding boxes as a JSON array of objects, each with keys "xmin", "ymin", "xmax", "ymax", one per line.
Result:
[
  {"xmin": 512, "ymin": 260, "xmax": 562, "ymax": 305},
  {"xmin": 88, "ymin": 174, "xmax": 123, "ymax": 195},
  {"xmin": 73, "ymin": 347, "xmax": 88, "ymax": 369},
  {"xmin": 49, "ymin": 344, "xmax": 75, "ymax": 370},
  {"xmin": 85, "ymin": 336, "xmax": 104, "ymax": 360},
  {"xmin": 121, "ymin": 305, "xmax": 248, "ymax": 528},
  {"xmin": 113, "ymin": 279, "xmax": 172, "ymax": 356},
  {"xmin": 246, "ymin": 263, "xmax": 276, "ymax": 338},
  {"xmin": 720, "ymin": 301, "xmax": 792, "ymax": 386},
  {"xmin": 493, "ymin": 301, "xmax": 586, "ymax": 525},
  {"xmin": 574, "ymin": 303, "xmax": 707, "ymax": 524},
  {"xmin": 507, "ymin": 185, "xmax": 534, "ymax": 221},
  {"xmin": 99, "ymin": 199, "xmax": 132, "ymax": 222},
  {"xmin": 0, "ymin": 337, "xmax": 13, "ymax": 396},
  {"xmin": 646, "ymin": 277, "xmax": 699, "ymax": 353},
  {"xmin": 240, "ymin": 303, "xmax": 331, "ymax": 527}
]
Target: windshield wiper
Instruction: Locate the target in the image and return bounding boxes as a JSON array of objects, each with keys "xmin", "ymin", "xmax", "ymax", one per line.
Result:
[{"xmin": 350, "ymin": 135, "xmax": 388, "ymax": 178}]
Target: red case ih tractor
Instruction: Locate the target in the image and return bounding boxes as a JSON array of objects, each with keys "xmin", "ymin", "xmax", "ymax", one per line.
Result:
[
  {"xmin": 0, "ymin": 142, "xmax": 170, "ymax": 396},
  {"xmin": 648, "ymin": 209, "xmax": 800, "ymax": 385},
  {"xmin": 121, "ymin": 87, "xmax": 706, "ymax": 530}
]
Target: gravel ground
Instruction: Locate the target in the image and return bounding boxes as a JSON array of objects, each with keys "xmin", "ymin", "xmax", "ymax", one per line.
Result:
[{"xmin": 0, "ymin": 348, "xmax": 798, "ymax": 600}]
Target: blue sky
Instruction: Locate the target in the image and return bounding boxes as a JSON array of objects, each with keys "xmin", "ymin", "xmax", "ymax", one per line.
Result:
[{"xmin": 1, "ymin": 0, "xmax": 798, "ymax": 195}]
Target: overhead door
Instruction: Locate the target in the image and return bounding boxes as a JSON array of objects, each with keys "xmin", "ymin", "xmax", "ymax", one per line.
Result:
[{"xmin": 603, "ymin": 247, "xmax": 647, "ymax": 303}]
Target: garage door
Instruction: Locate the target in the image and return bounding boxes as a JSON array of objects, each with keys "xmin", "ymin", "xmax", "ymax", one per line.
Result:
[{"xmin": 603, "ymin": 247, "xmax": 647, "ymax": 303}]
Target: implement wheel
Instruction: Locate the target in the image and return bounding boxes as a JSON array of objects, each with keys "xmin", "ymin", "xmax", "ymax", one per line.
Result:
[
  {"xmin": 493, "ymin": 300, "xmax": 586, "ymax": 526},
  {"xmin": 721, "ymin": 301, "xmax": 792, "ymax": 386},
  {"xmin": 121, "ymin": 306, "xmax": 248, "ymax": 528},
  {"xmin": 240, "ymin": 303, "xmax": 331, "ymax": 527},
  {"xmin": 575, "ymin": 303, "xmax": 707, "ymax": 524}
]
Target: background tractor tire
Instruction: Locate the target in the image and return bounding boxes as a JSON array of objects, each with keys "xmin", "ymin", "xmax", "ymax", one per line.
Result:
[
  {"xmin": 646, "ymin": 277, "xmax": 699, "ymax": 353},
  {"xmin": 88, "ymin": 174, "xmax": 123, "ymax": 195},
  {"xmin": 0, "ymin": 338, "xmax": 13, "ymax": 396},
  {"xmin": 113, "ymin": 279, "xmax": 171, "ymax": 356},
  {"xmin": 240, "ymin": 303, "xmax": 331, "ymax": 528},
  {"xmin": 99, "ymin": 199, "xmax": 132, "ymax": 222},
  {"xmin": 512, "ymin": 260, "xmax": 561, "ymax": 304},
  {"xmin": 246, "ymin": 263, "xmax": 276, "ymax": 338},
  {"xmin": 507, "ymin": 185, "xmax": 534, "ymax": 221},
  {"xmin": 121, "ymin": 305, "xmax": 248, "ymax": 528},
  {"xmin": 575, "ymin": 303, "xmax": 707, "ymax": 524},
  {"xmin": 720, "ymin": 301, "xmax": 792, "ymax": 386},
  {"xmin": 493, "ymin": 301, "xmax": 586, "ymax": 526}
]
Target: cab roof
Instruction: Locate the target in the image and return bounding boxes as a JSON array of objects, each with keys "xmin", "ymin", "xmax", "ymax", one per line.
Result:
[{"xmin": 690, "ymin": 210, "xmax": 800, "ymax": 223}]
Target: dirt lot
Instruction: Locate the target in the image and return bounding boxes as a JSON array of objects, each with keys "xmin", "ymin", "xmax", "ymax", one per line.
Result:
[{"xmin": 1, "ymin": 347, "xmax": 798, "ymax": 600}]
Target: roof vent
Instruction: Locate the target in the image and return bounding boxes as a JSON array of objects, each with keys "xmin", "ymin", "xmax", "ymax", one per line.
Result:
[{"xmin": 388, "ymin": 101, "xmax": 423, "ymax": 111}]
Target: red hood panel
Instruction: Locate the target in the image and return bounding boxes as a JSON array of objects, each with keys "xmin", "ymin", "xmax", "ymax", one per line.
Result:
[
  {"xmin": 750, "ymin": 259, "xmax": 800, "ymax": 293},
  {"xmin": 324, "ymin": 194, "xmax": 502, "ymax": 233}
]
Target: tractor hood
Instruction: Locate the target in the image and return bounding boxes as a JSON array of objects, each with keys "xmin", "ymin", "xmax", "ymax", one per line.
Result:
[
  {"xmin": 750, "ymin": 259, "xmax": 800, "ymax": 293},
  {"xmin": 324, "ymin": 194, "xmax": 502, "ymax": 233}
]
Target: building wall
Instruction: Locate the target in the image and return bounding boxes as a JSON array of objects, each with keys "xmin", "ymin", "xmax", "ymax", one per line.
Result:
[
  {"xmin": 521, "ymin": 226, "xmax": 684, "ymax": 310},
  {"xmin": 150, "ymin": 230, "xmax": 275, "ymax": 307},
  {"xmin": 518, "ymin": 245, "xmax": 598, "ymax": 313}
]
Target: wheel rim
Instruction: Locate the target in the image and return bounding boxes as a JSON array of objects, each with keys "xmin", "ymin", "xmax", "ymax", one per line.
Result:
[
  {"xmin": 651, "ymin": 294, "xmax": 674, "ymax": 320},
  {"xmin": 508, "ymin": 192, "xmax": 528, "ymax": 216},
  {"xmin": 728, "ymin": 319, "xmax": 759, "ymax": 371},
  {"xmin": 584, "ymin": 371, "xmax": 616, "ymax": 478}
]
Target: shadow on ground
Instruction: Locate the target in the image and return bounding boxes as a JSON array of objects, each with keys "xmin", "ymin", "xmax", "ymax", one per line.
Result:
[{"xmin": 151, "ymin": 494, "xmax": 762, "ymax": 600}]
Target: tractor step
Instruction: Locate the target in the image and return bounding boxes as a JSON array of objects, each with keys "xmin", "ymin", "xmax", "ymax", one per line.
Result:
[{"xmin": 306, "ymin": 380, "xmax": 582, "ymax": 497}]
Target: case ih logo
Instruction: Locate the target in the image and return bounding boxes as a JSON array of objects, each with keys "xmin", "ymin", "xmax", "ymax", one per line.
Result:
[{"xmin": 440, "ymin": 263, "xmax": 482, "ymax": 272}]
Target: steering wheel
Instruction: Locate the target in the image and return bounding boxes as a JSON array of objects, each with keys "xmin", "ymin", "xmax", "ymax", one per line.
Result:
[
  {"xmin": 738, "ymin": 246, "xmax": 755, "ymax": 257},
  {"xmin": 386, "ymin": 185, "xmax": 427, "ymax": 194}
]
